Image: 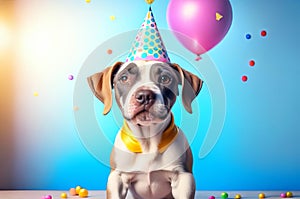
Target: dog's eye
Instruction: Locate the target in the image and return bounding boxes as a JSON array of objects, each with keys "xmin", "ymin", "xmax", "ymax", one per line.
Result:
[
  {"xmin": 120, "ymin": 75, "xmax": 129, "ymax": 83},
  {"xmin": 159, "ymin": 75, "xmax": 171, "ymax": 84}
]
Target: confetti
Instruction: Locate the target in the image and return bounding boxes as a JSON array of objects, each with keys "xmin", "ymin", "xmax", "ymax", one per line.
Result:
[
  {"xmin": 145, "ymin": 0, "xmax": 155, "ymax": 4},
  {"xmin": 286, "ymin": 192, "xmax": 293, "ymax": 198},
  {"xmin": 221, "ymin": 192, "xmax": 228, "ymax": 199},
  {"xmin": 258, "ymin": 193, "xmax": 266, "ymax": 198},
  {"xmin": 280, "ymin": 193, "xmax": 287, "ymax": 198},
  {"xmin": 42, "ymin": 195, "xmax": 52, "ymax": 199},
  {"xmin": 249, "ymin": 60, "xmax": 255, "ymax": 67},
  {"xmin": 73, "ymin": 106, "xmax": 79, "ymax": 111},
  {"xmin": 245, "ymin": 33, "xmax": 251, "ymax": 39},
  {"xmin": 75, "ymin": 186, "xmax": 82, "ymax": 195},
  {"xmin": 110, "ymin": 15, "xmax": 116, "ymax": 21},
  {"xmin": 85, "ymin": 0, "xmax": 91, "ymax": 3},
  {"xmin": 216, "ymin": 12, "xmax": 223, "ymax": 21},
  {"xmin": 107, "ymin": 49, "xmax": 113, "ymax": 55},
  {"xmin": 68, "ymin": 75, "xmax": 74, "ymax": 80},
  {"xmin": 33, "ymin": 92, "xmax": 39, "ymax": 97},
  {"xmin": 261, "ymin": 30, "xmax": 267, "ymax": 37},
  {"xmin": 79, "ymin": 189, "xmax": 88, "ymax": 198},
  {"xmin": 242, "ymin": 75, "xmax": 248, "ymax": 82},
  {"xmin": 69, "ymin": 188, "xmax": 76, "ymax": 196},
  {"xmin": 60, "ymin": 193, "xmax": 67, "ymax": 198}
]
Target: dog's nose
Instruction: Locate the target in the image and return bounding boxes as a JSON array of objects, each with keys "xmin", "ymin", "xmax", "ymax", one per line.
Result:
[{"xmin": 135, "ymin": 90, "xmax": 156, "ymax": 105}]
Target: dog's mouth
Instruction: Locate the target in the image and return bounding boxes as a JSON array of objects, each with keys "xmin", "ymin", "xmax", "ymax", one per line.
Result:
[
  {"xmin": 125, "ymin": 104, "xmax": 169, "ymax": 125},
  {"xmin": 132, "ymin": 105, "xmax": 154, "ymax": 120},
  {"xmin": 133, "ymin": 110, "xmax": 158, "ymax": 126},
  {"xmin": 135, "ymin": 110, "xmax": 153, "ymax": 121}
]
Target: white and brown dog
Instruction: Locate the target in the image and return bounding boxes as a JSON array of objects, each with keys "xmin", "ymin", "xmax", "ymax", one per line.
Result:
[{"xmin": 88, "ymin": 60, "xmax": 203, "ymax": 199}]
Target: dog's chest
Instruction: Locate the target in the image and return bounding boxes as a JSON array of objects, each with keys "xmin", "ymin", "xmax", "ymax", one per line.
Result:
[{"xmin": 113, "ymin": 129, "xmax": 187, "ymax": 172}]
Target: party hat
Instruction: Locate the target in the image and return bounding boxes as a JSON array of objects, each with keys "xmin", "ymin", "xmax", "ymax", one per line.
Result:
[{"xmin": 126, "ymin": 7, "xmax": 170, "ymax": 63}]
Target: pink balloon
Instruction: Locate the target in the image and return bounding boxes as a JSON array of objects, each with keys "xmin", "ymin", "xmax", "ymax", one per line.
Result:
[{"xmin": 167, "ymin": 0, "xmax": 233, "ymax": 56}]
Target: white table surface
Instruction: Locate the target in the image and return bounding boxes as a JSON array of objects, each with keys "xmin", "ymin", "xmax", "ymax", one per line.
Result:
[{"xmin": 0, "ymin": 190, "xmax": 299, "ymax": 199}]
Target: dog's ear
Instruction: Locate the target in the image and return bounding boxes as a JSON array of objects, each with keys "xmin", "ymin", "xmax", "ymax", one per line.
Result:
[
  {"xmin": 87, "ymin": 62, "xmax": 123, "ymax": 115},
  {"xmin": 170, "ymin": 63, "xmax": 203, "ymax": 113}
]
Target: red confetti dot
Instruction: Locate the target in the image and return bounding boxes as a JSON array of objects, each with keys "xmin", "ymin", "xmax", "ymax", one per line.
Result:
[
  {"xmin": 242, "ymin": 75, "xmax": 248, "ymax": 82},
  {"xmin": 107, "ymin": 49, "xmax": 113, "ymax": 54},
  {"xmin": 249, "ymin": 60, "xmax": 255, "ymax": 67},
  {"xmin": 261, "ymin": 30, "xmax": 267, "ymax": 37}
]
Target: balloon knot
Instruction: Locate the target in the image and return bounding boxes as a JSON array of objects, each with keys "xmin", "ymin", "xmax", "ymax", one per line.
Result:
[{"xmin": 195, "ymin": 54, "xmax": 202, "ymax": 61}]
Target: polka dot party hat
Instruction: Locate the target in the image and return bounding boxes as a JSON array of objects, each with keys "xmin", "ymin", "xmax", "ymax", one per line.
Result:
[{"xmin": 126, "ymin": 7, "xmax": 170, "ymax": 63}]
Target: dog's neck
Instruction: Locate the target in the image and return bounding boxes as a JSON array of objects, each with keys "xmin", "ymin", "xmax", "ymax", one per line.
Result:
[{"xmin": 125, "ymin": 114, "xmax": 172, "ymax": 153}]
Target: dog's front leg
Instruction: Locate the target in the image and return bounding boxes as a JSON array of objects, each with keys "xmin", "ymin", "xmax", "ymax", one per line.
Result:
[
  {"xmin": 106, "ymin": 170, "xmax": 129, "ymax": 199},
  {"xmin": 171, "ymin": 172, "xmax": 195, "ymax": 199}
]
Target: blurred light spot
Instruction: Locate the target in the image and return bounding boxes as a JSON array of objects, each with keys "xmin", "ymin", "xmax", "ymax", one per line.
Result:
[
  {"xmin": 73, "ymin": 106, "xmax": 79, "ymax": 111},
  {"xmin": 0, "ymin": 23, "xmax": 10, "ymax": 49},
  {"xmin": 20, "ymin": 28, "xmax": 53, "ymax": 60},
  {"xmin": 182, "ymin": 2, "xmax": 198, "ymax": 19}
]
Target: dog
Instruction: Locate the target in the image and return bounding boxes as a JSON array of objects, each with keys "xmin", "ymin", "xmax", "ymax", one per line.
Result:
[{"xmin": 88, "ymin": 60, "xmax": 203, "ymax": 199}]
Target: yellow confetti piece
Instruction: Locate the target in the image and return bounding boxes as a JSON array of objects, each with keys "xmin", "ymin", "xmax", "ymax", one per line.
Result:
[
  {"xmin": 216, "ymin": 12, "xmax": 223, "ymax": 21},
  {"xmin": 85, "ymin": 0, "xmax": 91, "ymax": 3},
  {"xmin": 33, "ymin": 92, "xmax": 39, "ymax": 97},
  {"xmin": 145, "ymin": 0, "xmax": 155, "ymax": 4},
  {"xmin": 110, "ymin": 15, "xmax": 116, "ymax": 21}
]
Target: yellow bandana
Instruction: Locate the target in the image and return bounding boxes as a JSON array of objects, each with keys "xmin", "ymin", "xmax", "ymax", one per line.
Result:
[{"xmin": 120, "ymin": 115, "xmax": 178, "ymax": 153}]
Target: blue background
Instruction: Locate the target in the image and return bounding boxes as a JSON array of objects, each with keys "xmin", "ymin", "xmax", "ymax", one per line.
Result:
[{"xmin": 1, "ymin": 0, "xmax": 299, "ymax": 191}]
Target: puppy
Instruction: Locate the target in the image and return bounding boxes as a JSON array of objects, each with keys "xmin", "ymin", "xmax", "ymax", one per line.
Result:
[{"xmin": 88, "ymin": 60, "xmax": 203, "ymax": 199}]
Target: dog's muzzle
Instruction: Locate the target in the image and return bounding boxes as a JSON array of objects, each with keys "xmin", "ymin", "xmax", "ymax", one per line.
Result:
[{"xmin": 124, "ymin": 86, "xmax": 169, "ymax": 124}]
